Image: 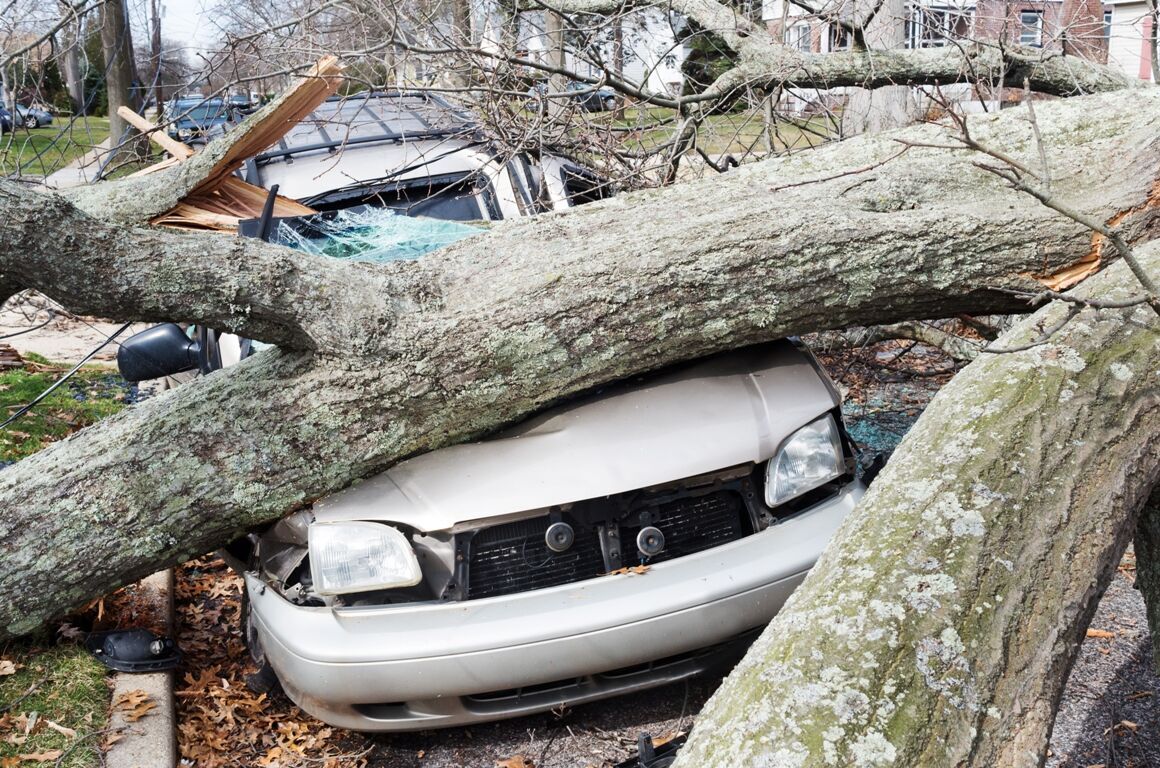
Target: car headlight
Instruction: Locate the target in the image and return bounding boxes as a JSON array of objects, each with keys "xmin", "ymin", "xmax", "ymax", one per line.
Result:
[
  {"xmin": 765, "ymin": 414, "xmax": 845, "ymax": 507},
  {"xmin": 308, "ymin": 521, "xmax": 422, "ymax": 595}
]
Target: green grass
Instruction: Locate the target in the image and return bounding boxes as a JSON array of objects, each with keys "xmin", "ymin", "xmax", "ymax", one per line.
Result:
[
  {"xmin": 0, "ymin": 639, "xmax": 110, "ymax": 768},
  {"xmin": 0, "ymin": 117, "xmax": 111, "ymax": 177},
  {"xmin": 0, "ymin": 361, "xmax": 131, "ymax": 762},
  {"xmin": 609, "ymin": 107, "xmax": 836, "ymax": 157},
  {"xmin": 0, "ymin": 364, "xmax": 132, "ymax": 462}
]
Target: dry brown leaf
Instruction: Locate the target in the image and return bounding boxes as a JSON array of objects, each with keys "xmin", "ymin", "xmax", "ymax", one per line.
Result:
[
  {"xmin": 44, "ymin": 720, "xmax": 76, "ymax": 738},
  {"xmin": 17, "ymin": 752, "xmax": 64, "ymax": 763},
  {"xmin": 1119, "ymin": 719, "xmax": 1138, "ymax": 732},
  {"xmin": 496, "ymin": 757, "xmax": 535, "ymax": 768},
  {"xmin": 0, "ymin": 660, "xmax": 15, "ymax": 676},
  {"xmin": 113, "ymin": 689, "xmax": 156, "ymax": 722},
  {"xmin": 1085, "ymin": 628, "xmax": 1115, "ymax": 639},
  {"xmin": 604, "ymin": 565, "xmax": 650, "ymax": 576}
]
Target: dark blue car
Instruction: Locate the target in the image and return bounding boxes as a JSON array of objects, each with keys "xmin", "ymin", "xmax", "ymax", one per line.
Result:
[
  {"xmin": 164, "ymin": 98, "xmax": 232, "ymax": 144},
  {"xmin": 0, "ymin": 107, "xmax": 12, "ymax": 133}
]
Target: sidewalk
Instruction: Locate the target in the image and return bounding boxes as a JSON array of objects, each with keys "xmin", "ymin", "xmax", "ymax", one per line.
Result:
[{"xmin": 41, "ymin": 137, "xmax": 112, "ymax": 190}]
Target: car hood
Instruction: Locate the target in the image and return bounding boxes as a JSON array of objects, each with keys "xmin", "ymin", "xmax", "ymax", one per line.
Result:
[{"xmin": 312, "ymin": 341, "xmax": 840, "ymax": 532}]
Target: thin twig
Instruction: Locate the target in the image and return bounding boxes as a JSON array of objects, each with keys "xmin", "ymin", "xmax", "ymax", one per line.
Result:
[
  {"xmin": 983, "ymin": 305, "xmax": 1081, "ymax": 354},
  {"xmin": 1023, "ymin": 79, "xmax": 1052, "ymax": 194},
  {"xmin": 769, "ymin": 145, "xmax": 910, "ymax": 192}
]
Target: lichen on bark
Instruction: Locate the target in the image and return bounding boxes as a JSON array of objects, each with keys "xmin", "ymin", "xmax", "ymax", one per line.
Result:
[{"xmin": 673, "ymin": 248, "xmax": 1160, "ymax": 768}]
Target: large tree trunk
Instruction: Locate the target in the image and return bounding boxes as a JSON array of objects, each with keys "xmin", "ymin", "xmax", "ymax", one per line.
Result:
[
  {"xmin": 100, "ymin": 0, "xmax": 139, "ymax": 158},
  {"xmin": 672, "ymin": 248, "xmax": 1160, "ymax": 767},
  {"xmin": 0, "ymin": 87, "xmax": 1158, "ymax": 640},
  {"xmin": 1138, "ymin": 486, "xmax": 1160, "ymax": 674}
]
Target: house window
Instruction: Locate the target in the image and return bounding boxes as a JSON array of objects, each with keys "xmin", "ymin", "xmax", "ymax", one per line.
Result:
[
  {"xmin": 1019, "ymin": 10, "xmax": 1043, "ymax": 47},
  {"xmin": 785, "ymin": 23, "xmax": 811, "ymax": 52},
  {"xmin": 906, "ymin": 6, "xmax": 973, "ymax": 48},
  {"xmin": 829, "ymin": 25, "xmax": 851, "ymax": 51},
  {"xmin": 1104, "ymin": 9, "xmax": 1113, "ymax": 38}
]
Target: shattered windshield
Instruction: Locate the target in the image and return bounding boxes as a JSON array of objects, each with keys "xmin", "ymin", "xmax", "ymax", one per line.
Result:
[{"xmin": 272, "ymin": 208, "xmax": 481, "ymax": 263}]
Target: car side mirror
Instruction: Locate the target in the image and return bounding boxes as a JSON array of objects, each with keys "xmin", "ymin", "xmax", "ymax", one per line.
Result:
[{"xmin": 117, "ymin": 323, "xmax": 200, "ymax": 382}]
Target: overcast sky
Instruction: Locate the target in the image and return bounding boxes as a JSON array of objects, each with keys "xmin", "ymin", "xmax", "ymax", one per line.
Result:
[{"xmin": 151, "ymin": 1, "xmax": 219, "ymax": 50}]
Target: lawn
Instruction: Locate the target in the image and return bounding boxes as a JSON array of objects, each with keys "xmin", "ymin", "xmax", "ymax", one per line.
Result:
[
  {"xmin": 0, "ymin": 354, "xmax": 134, "ymax": 766},
  {"xmin": 0, "ymin": 642, "xmax": 110, "ymax": 768},
  {"xmin": 0, "ymin": 355, "xmax": 134, "ymax": 463},
  {"xmin": 0, "ymin": 117, "xmax": 111, "ymax": 178},
  {"xmin": 590, "ymin": 106, "xmax": 836, "ymax": 158}
]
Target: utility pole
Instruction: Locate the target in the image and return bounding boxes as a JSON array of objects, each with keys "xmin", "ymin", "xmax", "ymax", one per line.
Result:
[{"xmin": 151, "ymin": 0, "xmax": 164, "ymax": 117}]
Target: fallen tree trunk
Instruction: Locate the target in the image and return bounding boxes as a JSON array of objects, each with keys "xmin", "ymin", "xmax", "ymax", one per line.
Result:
[
  {"xmin": 0, "ymin": 88, "xmax": 1159, "ymax": 638},
  {"xmin": 672, "ymin": 246, "xmax": 1160, "ymax": 768},
  {"xmin": 1138, "ymin": 487, "xmax": 1160, "ymax": 674}
]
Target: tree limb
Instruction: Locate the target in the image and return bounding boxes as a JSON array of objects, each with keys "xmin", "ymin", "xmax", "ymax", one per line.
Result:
[
  {"xmin": 1, "ymin": 87, "xmax": 1159, "ymax": 638},
  {"xmin": 674, "ymin": 244, "xmax": 1160, "ymax": 768}
]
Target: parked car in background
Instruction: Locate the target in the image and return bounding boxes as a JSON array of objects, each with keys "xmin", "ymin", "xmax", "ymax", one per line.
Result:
[
  {"xmin": 239, "ymin": 340, "xmax": 865, "ymax": 730},
  {"xmin": 164, "ymin": 97, "xmax": 232, "ymax": 144},
  {"xmin": 14, "ymin": 104, "xmax": 52, "ymax": 129},
  {"xmin": 528, "ymin": 80, "xmax": 620, "ymax": 112},
  {"xmin": 240, "ymin": 91, "xmax": 612, "ymax": 219},
  {"xmin": 0, "ymin": 108, "xmax": 12, "ymax": 133}
]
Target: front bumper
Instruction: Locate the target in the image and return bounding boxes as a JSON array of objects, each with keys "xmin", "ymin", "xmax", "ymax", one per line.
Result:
[{"xmin": 246, "ymin": 482, "xmax": 863, "ymax": 731}]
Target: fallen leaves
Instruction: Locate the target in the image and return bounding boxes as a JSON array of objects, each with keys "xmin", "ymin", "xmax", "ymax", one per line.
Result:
[
  {"xmin": 0, "ymin": 660, "xmax": 16, "ymax": 676},
  {"xmin": 175, "ymin": 557, "xmax": 366, "ymax": 768},
  {"xmin": 1085, "ymin": 628, "xmax": 1116, "ymax": 639},
  {"xmin": 12, "ymin": 751, "xmax": 63, "ymax": 763},
  {"xmin": 113, "ymin": 689, "xmax": 156, "ymax": 722},
  {"xmin": 495, "ymin": 756, "xmax": 535, "ymax": 768},
  {"xmin": 605, "ymin": 565, "xmax": 650, "ymax": 576}
]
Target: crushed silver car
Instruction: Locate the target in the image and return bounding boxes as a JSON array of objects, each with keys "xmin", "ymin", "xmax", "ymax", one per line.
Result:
[
  {"xmin": 238, "ymin": 91, "xmax": 611, "ymax": 219},
  {"xmin": 239, "ymin": 340, "xmax": 865, "ymax": 731}
]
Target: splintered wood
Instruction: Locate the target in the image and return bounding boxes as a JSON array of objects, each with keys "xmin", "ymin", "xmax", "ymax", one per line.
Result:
[{"xmin": 140, "ymin": 55, "xmax": 346, "ymax": 232}]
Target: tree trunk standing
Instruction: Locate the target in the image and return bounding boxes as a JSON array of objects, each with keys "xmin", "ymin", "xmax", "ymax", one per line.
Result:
[
  {"xmin": 544, "ymin": 10, "xmax": 568, "ymax": 119},
  {"xmin": 100, "ymin": 0, "xmax": 139, "ymax": 160},
  {"xmin": 673, "ymin": 249, "xmax": 1160, "ymax": 768},
  {"xmin": 612, "ymin": 20, "xmax": 626, "ymax": 119},
  {"xmin": 150, "ymin": 0, "xmax": 163, "ymax": 119},
  {"xmin": 55, "ymin": 2, "xmax": 85, "ymax": 115},
  {"xmin": 1137, "ymin": 487, "xmax": 1160, "ymax": 673},
  {"xmin": 1148, "ymin": 0, "xmax": 1160, "ymax": 83},
  {"xmin": 1, "ymin": 88, "xmax": 1159, "ymax": 639},
  {"xmin": 839, "ymin": 0, "xmax": 925, "ymax": 137}
]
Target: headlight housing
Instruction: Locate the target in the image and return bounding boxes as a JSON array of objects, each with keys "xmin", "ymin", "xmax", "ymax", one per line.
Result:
[
  {"xmin": 309, "ymin": 521, "xmax": 422, "ymax": 595},
  {"xmin": 765, "ymin": 414, "xmax": 845, "ymax": 507}
]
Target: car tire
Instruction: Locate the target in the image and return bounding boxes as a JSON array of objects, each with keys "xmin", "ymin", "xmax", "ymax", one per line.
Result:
[
  {"xmin": 240, "ymin": 591, "xmax": 282, "ymax": 695},
  {"xmin": 26, "ymin": 116, "xmax": 38, "ymax": 129},
  {"xmin": 603, "ymin": 96, "xmax": 617, "ymax": 112}
]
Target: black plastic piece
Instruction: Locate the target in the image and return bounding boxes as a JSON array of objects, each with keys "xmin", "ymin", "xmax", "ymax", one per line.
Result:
[
  {"xmin": 613, "ymin": 732, "xmax": 687, "ymax": 768},
  {"xmin": 860, "ymin": 453, "xmax": 887, "ymax": 485},
  {"xmin": 86, "ymin": 629, "xmax": 182, "ymax": 673}
]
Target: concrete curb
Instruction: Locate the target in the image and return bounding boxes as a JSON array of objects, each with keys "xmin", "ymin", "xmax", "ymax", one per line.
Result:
[{"xmin": 105, "ymin": 569, "xmax": 178, "ymax": 768}]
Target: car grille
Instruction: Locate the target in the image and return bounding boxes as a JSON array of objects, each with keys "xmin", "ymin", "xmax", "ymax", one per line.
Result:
[
  {"xmin": 467, "ymin": 517, "xmax": 606, "ymax": 600},
  {"xmin": 465, "ymin": 490, "xmax": 749, "ymax": 600}
]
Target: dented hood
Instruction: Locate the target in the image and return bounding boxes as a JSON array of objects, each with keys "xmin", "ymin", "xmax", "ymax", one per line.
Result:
[{"xmin": 313, "ymin": 341, "xmax": 839, "ymax": 532}]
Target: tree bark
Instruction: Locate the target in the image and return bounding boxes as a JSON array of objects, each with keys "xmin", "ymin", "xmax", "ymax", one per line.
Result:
[
  {"xmin": 100, "ymin": 0, "xmax": 139, "ymax": 158},
  {"xmin": 672, "ymin": 247, "xmax": 1160, "ymax": 768},
  {"xmin": 0, "ymin": 87, "xmax": 1158, "ymax": 639},
  {"xmin": 1137, "ymin": 486, "xmax": 1160, "ymax": 674}
]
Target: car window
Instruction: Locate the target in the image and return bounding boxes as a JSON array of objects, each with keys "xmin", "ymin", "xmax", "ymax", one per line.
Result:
[
  {"xmin": 308, "ymin": 173, "xmax": 493, "ymax": 221},
  {"xmin": 561, "ymin": 166, "xmax": 613, "ymax": 206}
]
